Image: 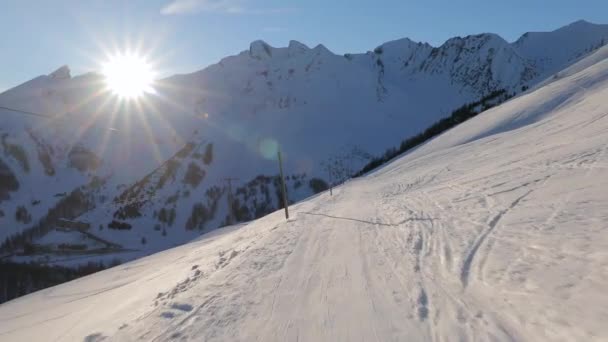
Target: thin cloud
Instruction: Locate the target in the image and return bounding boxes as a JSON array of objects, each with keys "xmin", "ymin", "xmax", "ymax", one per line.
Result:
[
  {"xmin": 161, "ymin": 0, "xmax": 238, "ymax": 14},
  {"xmin": 161, "ymin": 0, "xmax": 296, "ymax": 15}
]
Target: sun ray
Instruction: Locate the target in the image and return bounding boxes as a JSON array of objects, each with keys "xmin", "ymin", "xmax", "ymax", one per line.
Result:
[
  {"xmin": 68, "ymin": 91, "xmax": 117, "ymax": 153},
  {"xmin": 95, "ymin": 116, "xmax": 118, "ymax": 162},
  {"xmin": 92, "ymin": 94, "xmax": 125, "ymax": 160},
  {"xmin": 132, "ymin": 98, "xmax": 166, "ymax": 165}
]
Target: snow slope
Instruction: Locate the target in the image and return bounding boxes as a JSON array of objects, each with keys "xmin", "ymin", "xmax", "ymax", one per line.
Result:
[
  {"xmin": 1, "ymin": 37, "xmax": 607, "ymax": 342},
  {"xmin": 514, "ymin": 20, "xmax": 608, "ymax": 80}
]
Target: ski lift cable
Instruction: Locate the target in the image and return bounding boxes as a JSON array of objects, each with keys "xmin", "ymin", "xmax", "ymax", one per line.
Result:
[
  {"xmin": 0, "ymin": 105, "xmax": 120, "ymax": 132},
  {"xmin": 0, "ymin": 105, "xmax": 53, "ymax": 119}
]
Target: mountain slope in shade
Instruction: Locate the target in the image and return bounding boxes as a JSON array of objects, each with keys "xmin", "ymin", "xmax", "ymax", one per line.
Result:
[
  {"xmin": 514, "ymin": 20, "xmax": 608, "ymax": 79},
  {"xmin": 1, "ymin": 40, "xmax": 607, "ymax": 342},
  {"xmin": 1, "ymin": 21, "xmax": 607, "ymax": 268}
]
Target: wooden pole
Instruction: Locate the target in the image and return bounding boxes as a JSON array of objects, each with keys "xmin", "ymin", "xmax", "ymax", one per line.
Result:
[
  {"xmin": 277, "ymin": 150, "xmax": 289, "ymax": 219},
  {"xmin": 328, "ymin": 168, "xmax": 333, "ymax": 196}
]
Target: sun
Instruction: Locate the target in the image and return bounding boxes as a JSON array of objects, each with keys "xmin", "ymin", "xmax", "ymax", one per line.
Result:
[{"xmin": 102, "ymin": 53, "xmax": 156, "ymax": 99}]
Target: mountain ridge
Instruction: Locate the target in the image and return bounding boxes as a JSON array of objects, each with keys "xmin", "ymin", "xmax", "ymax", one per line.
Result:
[{"xmin": 8, "ymin": 19, "xmax": 606, "ymax": 91}]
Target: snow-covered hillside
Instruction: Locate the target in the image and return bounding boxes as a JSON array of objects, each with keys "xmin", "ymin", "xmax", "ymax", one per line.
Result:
[
  {"xmin": 1, "ymin": 37, "xmax": 607, "ymax": 342},
  {"xmin": 1, "ymin": 20, "xmax": 608, "ymax": 269}
]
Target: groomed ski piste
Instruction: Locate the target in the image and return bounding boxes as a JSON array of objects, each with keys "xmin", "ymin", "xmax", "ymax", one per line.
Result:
[{"xmin": 1, "ymin": 45, "xmax": 608, "ymax": 342}]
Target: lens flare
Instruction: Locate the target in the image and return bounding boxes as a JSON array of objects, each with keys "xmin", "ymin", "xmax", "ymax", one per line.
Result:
[
  {"xmin": 259, "ymin": 138, "xmax": 279, "ymax": 160},
  {"xmin": 102, "ymin": 53, "xmax": 156, "ymax": 99}
]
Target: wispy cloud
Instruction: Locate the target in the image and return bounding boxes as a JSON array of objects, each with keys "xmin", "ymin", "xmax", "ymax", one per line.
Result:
[
  {"xmin": 161, "ymin": 0, "xmax": 241, "ymax": 14},
  {"xmin": 161, "ymin": 0, "xmax": 296, "ymax": 15}
]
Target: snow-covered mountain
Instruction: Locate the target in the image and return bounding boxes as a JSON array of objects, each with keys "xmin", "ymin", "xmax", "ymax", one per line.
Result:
[
  {"xmin": 1, "ymin": 36, "xmax": 607, "ymax": 342},
  {"xmin": 1, "ymin": 20, "xmax": 607, "ymax": 269}
]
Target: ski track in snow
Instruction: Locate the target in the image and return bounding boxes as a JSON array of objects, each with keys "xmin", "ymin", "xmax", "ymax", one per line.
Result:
[{"xmin": 1, "ymin": 44, "xmax": 608, "ymax": 342}]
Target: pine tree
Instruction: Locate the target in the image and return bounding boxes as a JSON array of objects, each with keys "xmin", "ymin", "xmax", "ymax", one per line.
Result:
[{"xmin": 203, "ymin": 144, "xmax": 214, "ymax": 165}]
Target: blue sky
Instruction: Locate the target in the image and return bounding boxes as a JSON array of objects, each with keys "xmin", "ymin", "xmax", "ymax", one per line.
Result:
[{"xmin": 1, "ymin": 0, "xmax": 607, "ymax": 90}]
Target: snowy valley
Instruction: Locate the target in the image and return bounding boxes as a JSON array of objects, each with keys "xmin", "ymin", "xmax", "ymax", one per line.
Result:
[{"xmin": 1, "ymin": 20, "xmax": 608, "ymax": 306}]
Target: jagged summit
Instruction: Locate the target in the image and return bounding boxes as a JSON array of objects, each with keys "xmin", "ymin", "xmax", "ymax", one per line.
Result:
[
  {"xmin": 312, "ymin": 43, "xmax": 332, "ymax": 55},
  {"xmin": 249, "ymin": 40, "xmax": 274, "ymax": 59},
  {"xmin": 49, "ymin": 65, "xmax": 71, "ymax": 79},
  {"xmin": 561, "ymin": 19, "xmax": 596, "ymax": 29},
  {"xmin": 247, "ymin": 39, "xmax": 331, "ymax": 60},
  {"xmin": 288, "ymin": 40, "xmax": 310, "ymax": 56},
  {"xmin": 375, "ymin": 37, "xmax": 429, "ymax": 50},
  {"xmin": 288, "ymin": 40, "xmax": 309, "ymax": 50},
  {"xmin": 439, "ymin": 33, "xmax": 509, "ymax": 50}
]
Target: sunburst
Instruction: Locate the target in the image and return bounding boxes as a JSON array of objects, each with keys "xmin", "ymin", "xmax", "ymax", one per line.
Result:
[{"xmin": 102, "ymin": 53, "xmax": 156, "ymax": 99}]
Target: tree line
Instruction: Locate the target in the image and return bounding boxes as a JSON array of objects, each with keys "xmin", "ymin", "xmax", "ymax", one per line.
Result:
[
  {"xmin": 353, "ymin": 89, "xmax": 512, "ymax": 177},
  {"xmin": 0, "ymin": 259, "xmax": 120, "ymax": 304}
]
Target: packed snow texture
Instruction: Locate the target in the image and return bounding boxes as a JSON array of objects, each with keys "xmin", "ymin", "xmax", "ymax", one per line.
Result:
[{"xmin": 1, "ymin": 39, "xmax": 607, "ymax": 342}]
